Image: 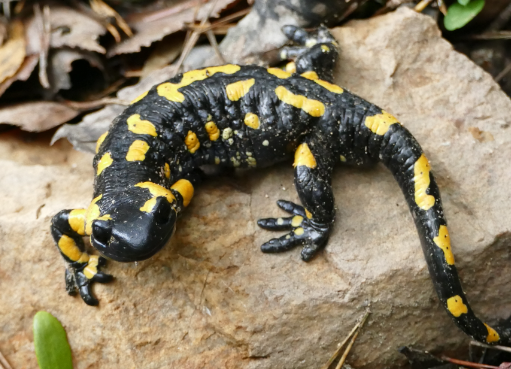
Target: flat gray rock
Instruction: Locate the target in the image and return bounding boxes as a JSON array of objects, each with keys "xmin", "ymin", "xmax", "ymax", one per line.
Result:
[{"xmin": 1, "ymin": 8, "xmax": 511, "ymax": 369}]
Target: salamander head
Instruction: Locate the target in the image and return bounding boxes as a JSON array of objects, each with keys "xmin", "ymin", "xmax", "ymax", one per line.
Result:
[{"xmin": 89, "ymin": 187, "xmax": 178, "ymax": 262}]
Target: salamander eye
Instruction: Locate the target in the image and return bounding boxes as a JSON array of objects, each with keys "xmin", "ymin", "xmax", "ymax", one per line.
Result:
[
  {"xmin": 92, "ymin": 219, "xmax": 112, "ymax": 245},
  {"xmin": 154, "ymin": 197, "xmax": 172, "ymax": 225}
]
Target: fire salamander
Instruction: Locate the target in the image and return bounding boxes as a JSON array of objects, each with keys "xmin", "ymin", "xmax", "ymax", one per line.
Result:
[{"xmin": 51, "ymin": 25, "xmax": 510, "ymax": 345}]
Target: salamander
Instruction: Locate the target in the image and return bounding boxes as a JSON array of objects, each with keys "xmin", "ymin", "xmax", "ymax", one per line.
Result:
[{"xmin": 51, "ymin": 25, "xmax": 511, "ymax": 345}]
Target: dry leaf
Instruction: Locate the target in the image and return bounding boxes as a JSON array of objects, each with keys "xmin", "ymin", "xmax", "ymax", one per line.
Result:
[
  {"xmin": 25, "ymin": 6, "xmax": 107, "ymax": 55},
  {"xmin": 53, "ymin": 64, "xmax": 178, "ymax": 152},
  {"xmin": 0, "ymin": 102, "xmax": 79, "ymax": 132},
  {"xmin": 108, "ymin": 0, "xmax": 237, "ymax": 56},
  {"xmin": 141, "ymin": 36, "xmax": 183, "ymax": 78},
  {"xmin": 0, "ymin": 54, "xmax": 38, "ymax": 97},
  {"xmin": 89, "ymin": 0, "xmax": 133, "ymax": 37},
  {"xmin": 52, "ymin": 104, "xmax": 125, "ymax": 152},
  {"xmin": 49, "ymin": 49, "xmax": 104, "ymax": 92},
  {"xmin": 0, "ymin": 20, "xmax": 26, "ymax": 84}
]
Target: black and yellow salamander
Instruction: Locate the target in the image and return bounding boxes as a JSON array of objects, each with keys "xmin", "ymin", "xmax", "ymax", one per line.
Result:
[{"xmin": 51, "ymin": 26, "xmax": 510, "ymax": 345}]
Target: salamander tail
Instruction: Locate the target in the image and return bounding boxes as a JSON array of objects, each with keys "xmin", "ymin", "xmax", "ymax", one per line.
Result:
[{"xmin": 379, "ymin": 122, "xmax": 510, "ymax": 345}]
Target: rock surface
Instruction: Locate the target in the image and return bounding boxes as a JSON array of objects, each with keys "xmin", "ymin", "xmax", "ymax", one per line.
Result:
[{"xmin": 2, "ymin": 8, "xmax": 511, "ymax": 369}]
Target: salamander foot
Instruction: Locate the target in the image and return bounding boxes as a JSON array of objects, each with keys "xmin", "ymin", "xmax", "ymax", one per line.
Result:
[
  {"xmin": 257, "ymin": 200, "xmax": 331, "ymax": 261},
  {"xmin": 65, "ymin": 256, "xmax": 113, "ymax": 306}
]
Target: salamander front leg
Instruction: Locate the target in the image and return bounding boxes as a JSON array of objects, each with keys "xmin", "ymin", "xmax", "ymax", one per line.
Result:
[
  {"xmin": 51, "ymin": 209, "xmax": 113, "ymax": 305},
  {"xmin": 258, "ymin": 142, "xmax": 335, "ymax": 261}
]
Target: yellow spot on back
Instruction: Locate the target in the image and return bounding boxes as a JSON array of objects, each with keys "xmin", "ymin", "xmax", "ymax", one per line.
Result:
[
  {"xmin": 321, "ymin": 45, "xmax": 330, "ymax": 52},
  {"xmin": 126, "ymin": 140, "xmax": 150, "ymax": 161},
  {"xmin": 96, "ymin": 131, "xmax": 108, "ymax": 153},
  {"xmin": 340, "ymin": 155, "xmax": 347, "ymax": 162},
  {"xmin": 291, "ymin": 215, "xmax": 303, "ymax": 227},
  {"xmin": 413, "ymin": 154, "xmax": 436, "ymax": 211},
  {"xmin": 267, "ymin": 67, "xmax": 291, "ymax": 79},
  {"xmin": 285, "ymin": 62, "xmax": 296, "ymax": 74},
  {"xmin": 294, "ymin": 227, "xmax": 304, "ymax": 236},
  {"xmin": 97, "ymin": 214, "xmax": 112, "ymax": 222},
  {"xmin": 140, "ymin": 197, "xmax": 158, "ymax": 213},
  {"xmin": 446, "ymin": 295, "xmax": 468, "ymax": 317},
  {"xmin": 69, "ymin": 209, "xmax": 86, "ymax": 236},
  {"xmin": 484, "ymin": 323, "xmax": 500, "ymax": 343},
  {"xmin": 244, "ymin": 113, "xmax": 260, "ymax": 129},
  {"xmin": 130, "ymin": 90, "xmax": 148, "ymax": 104},
  {"xmin": 164, "ymin": 163, "xmax": 170, "ymax": 179},
  {"xmin": 226, "ymin": 78, "xmax": 255, "ymax": 101},
  {"xmin": 157, "ymin": 64, "xmax": 241, "ymax": 102},
  {"xmin": 97, "ymin": 152, "xmax": 113, "ymax": 176},
  {"xmin": 364, "ymin": 110, "xmax": 399, "ymax": 135},
  {"xmin": 83, "ymin": 255, "xmax": 99, "ymax": 279},
  {"xmin": 301, "ymin": 71, "xmax": 319, "ymax": 80},
  {"xmin": 205, "ymin": 121, "xmax": 220, "ymax": 141},
  {"xmin": 185, "ymin": 131, "xmax": 200, "ymax": 153},
  {"xmin": 127, "ymin": 114, "xmax": 157, "ymax": 137},
  {"xmin": 433, "ymin": 225, "xmax": 455, "ymax": 265},
  {"xmin": 58, "ymin": 235, "xmax": 88, "ymax": 262},
  {"xmin": 275, "ymin": 86, "xmax": 325, "ymax": 117},
  {"xmin": 171, "ymin": 179, "xmax": 194, "ymax": 207},
  {"xmin": 305, "ymin": 209, "xmax": 313, "ymax": 219},
  {"xmin": 85, "ymin": 195, "xmax": 102, "ymax": 235},
  {"xmin": 293, "ymin": 143, "xmax": 317, "ymax": 168},
  {"xmin": 315, "ymin": 79, "xmax": 344, "ymax": 94},
  {"xmin": 136, "ymin": 182, "xmax": 176, "ymax": 213}
]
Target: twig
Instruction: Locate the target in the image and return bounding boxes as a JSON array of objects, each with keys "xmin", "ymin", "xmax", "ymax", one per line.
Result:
[
  {"xmin": 495, "ymin": 63, "xmax": 511, "ymax": 83},
  {"xmin": 441, "ymin": 356, "xmax": 498, "ymax": 369},
  {"xmin": 414, "ymin": 0, "xmax": 432, "ymax": 13},
  {"xmin": 174, "ymin": 0, "xmax": 221, "ymax": 74},
  {"xmin": 320, "ymin": 311, "xmax": 370, "ymax": 369},
  {"xmin": 470, "ymin": 340, "xmax": 511, "ymax": 354},
  {"xmin": 486, "ymin": 1, "xmax": 511, "ymax": 32},
  {"xmin": 0, "ymin": 349, "xmax": 13, "ymax": 369},
  {"xmin": 185, "ymin": 8, "xmax": 250, "ymax": 33},
  {"xmin": 206, "ymin": 29, "xmax": 225, "ymax": 63},
  {"xmin": 467, "ymin": 31, "xmax": 511, "ymax": 40},
  {"xmin": 334, "ymin": 312, "xmax": 369, "ymax": 369}
]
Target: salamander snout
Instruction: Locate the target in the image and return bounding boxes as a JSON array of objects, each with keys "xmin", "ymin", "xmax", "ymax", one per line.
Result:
[{"xmin": 91, "ymin": 197, "xmax": 176, "ymax": 262}]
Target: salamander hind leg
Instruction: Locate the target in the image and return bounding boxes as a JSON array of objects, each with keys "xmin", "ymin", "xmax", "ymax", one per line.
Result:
[
  {"xmin": 280, "ymin": 25, "xmax": 338, "ymax": 82},
  {"xmin": 258, "ymin": 141, "xmax": 335, "ymax": 261},
  {"xmin": 51, "ymin": 209, "xmax": 113, "ymax": 306}
]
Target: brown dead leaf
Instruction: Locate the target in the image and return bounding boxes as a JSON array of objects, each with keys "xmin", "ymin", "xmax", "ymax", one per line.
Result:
[
  {"xmin": 108, "ymin": 0, "xmax": 238, "ymax": 56},
  {"xmin": 468, "ymin": 126, "xmax": 494, "ymax": 142},
  {"xmin": 53, "ymin": 64, "xmax": 177, "ymax": 152},
  {"xmin": 141, "ymin": 36, "xmax": 183, "ymax": 78},
  {"xmin": 49, "ymin": 49, "xmax": 104, "ymax": 92},
  {"xmin": 0, "ymin": 20, "xmax": 26, "ymax": 84},
  {"xmin": 89, "ymin": 0, "xmax": 133, "ymax": 38},
  {"xmin": 0, "ymin": 102, "xmax": 79, "ymax": 132},
  {"xmin": 52, "ymin": 104, "xmax": 125, "ymax": 152},
  {"xmin": 25, "ymin": 6, "xmax": 107, "ymax": 55},
  {"xmin": 0, "ymin": 54, "xmax": 38, "ymax": 97}
]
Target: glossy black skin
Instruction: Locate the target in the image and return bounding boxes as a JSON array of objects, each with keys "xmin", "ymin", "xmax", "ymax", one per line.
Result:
[{"xmin": 50, "ymin": 26, "xmax": 511, "ymax": 345}]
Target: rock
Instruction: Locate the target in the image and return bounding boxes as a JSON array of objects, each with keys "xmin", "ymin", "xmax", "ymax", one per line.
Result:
[{"xmin": 1, "ymin": 7, "xmax": 511, "ymax": 369}]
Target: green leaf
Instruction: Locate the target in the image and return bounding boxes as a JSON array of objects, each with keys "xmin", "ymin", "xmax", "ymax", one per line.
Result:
[
  {"xmin": 33, "ymin": 311, "xmax": 73, "ymax": 369},
  {"xmin": 457, "ymin": 0, "xmax": 470, "ymax": 6},
  {"xmin": 444, "ymin": 0, "xmax": 485, "ymax": 31}
]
